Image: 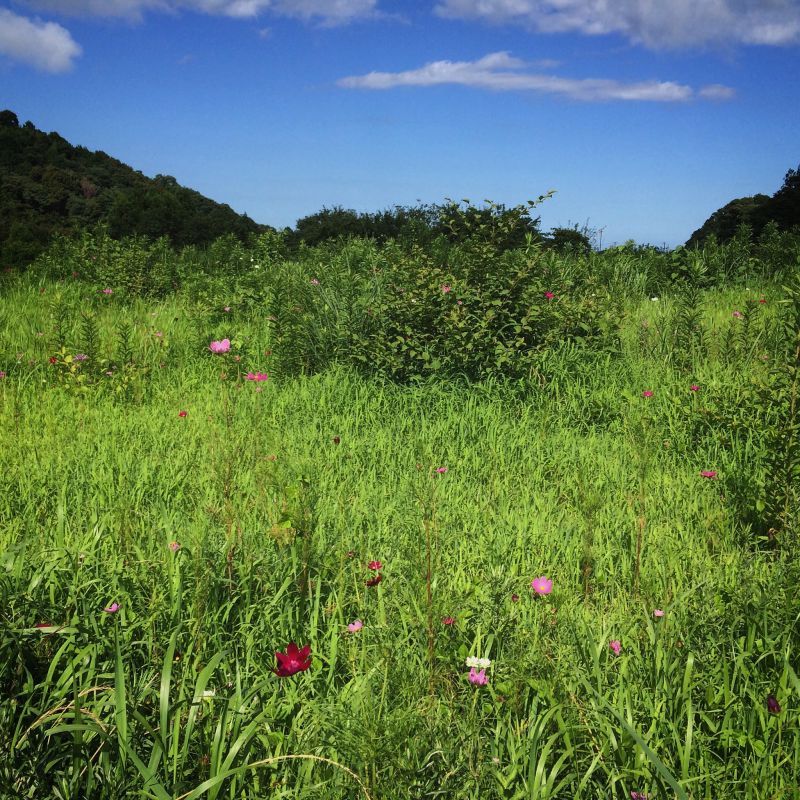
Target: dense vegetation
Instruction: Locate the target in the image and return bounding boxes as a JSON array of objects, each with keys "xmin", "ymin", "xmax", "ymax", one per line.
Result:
[
  {"xmin": 1, "ymin": 215, "xmax": 798, "ymax": 798},
  {"xmin": 0, "ymin": 110, "xmax": 263, "ymax": 267},
  {"xmin": 686, "ymin": 164, "xmax": 800, "ymax": 247}
]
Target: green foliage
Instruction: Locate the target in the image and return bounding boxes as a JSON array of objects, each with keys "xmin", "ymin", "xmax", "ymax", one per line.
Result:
[
  {"xmin": 1, "ymin": 264, "xmax": 799, "ymax": 798},
  {"xmin": 687, "ymin": 162, "xmax": 800, "ymax": 247},
  {"xmin": 0, "ymin": 112, "xmax": 263, "ymax": 267}
]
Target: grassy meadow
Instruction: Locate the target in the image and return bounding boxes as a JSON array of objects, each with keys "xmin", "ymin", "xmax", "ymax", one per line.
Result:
[{"xmin": 1, "ymin": 228, "xmax": 799, "ymax": 799}]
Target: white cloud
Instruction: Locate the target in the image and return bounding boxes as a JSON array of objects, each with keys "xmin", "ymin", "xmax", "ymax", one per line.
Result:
[
  {"xmin": 0, "ymin": 8, "xmax": 81, "ymax": 72},
  {"xmin": 338, "ymin": 51, "xmax": 733, "ymax": 102},
  {"xmin": 698, "ymin": 83, "xmax": 737, "ymax": 99},
  {"xmin": 19, "ymin": 0, "xmax": 378, "ymax": 23},
  {"xmin": 433, "ymin": 0, "xmax": 800, "ymax": 48}
]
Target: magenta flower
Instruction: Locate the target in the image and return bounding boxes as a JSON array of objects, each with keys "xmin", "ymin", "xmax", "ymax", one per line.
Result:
[
  {"xmin": 767, "ymin": 695, "xmax": 782, "ymax": 714},
  {"xmin": 368, "ymin": 560, "xmax": 382, "ymax": 571},
  {"xmin": 0, "ymin": 371, "xmax": 5, "ymax": 379},
  {"xmin": 469, "ymin": 667, "xmax": 489, "ymax": 685},
  {"xmin": 178, "ymin": 410, "xmax": 187, "ymax": 417},
  {"xmin": 690, "ymin": 384, "xmax": 700, "ymax": 392},
  {"xmin": 441, "ymin": 283, "xmax": 452, "ymax": 293},
  {"xmin": 103, "ymin": 602, "xmax": 120, "ymax": 614},
  {"xmin": 700, "ymin": 470, "xmax": 718, "ymax": 479},
  {"xmin": 169, "ymin": 541, "xmax": 181, "ymax": 552},
  {"xmin": 73, "ymin": 353, "xmax": 88, "ymax": 362},
  {"xmin": 544, "ymin": 291, "xmax": 555, "ymax": 300},
  {"xmin": 609, "ymin": 640, "xmax": 621, "ymax": 655},
  {"xmin": 641, "ymin": 390, "xmax": 654, "ymax": 398},
  {"xmin": 435, "ymin": 466, "xmax": 448, "ymax": 474},
  {"xmin": 733, "ymin": 310, "xmax": 743, "ymax": 319},
  {"xmin": 442, "ymin": 616, "xmax": 456, "ymax": 626},
  {"xmin": 531, "ymin": 576, "xmax": 553, "ymax": 596},
  {"xmin": 631, "ymin": 793, "xmax": 649, "ymax": 800},
  {"xmin": 653, "ymin": 609, "xmax": 664, "ymax": 618},
  {"xmin": 347, "ymin": 619, "xmax": 363, "ymax": 633},
  {"xmin": 102, "ymin": 288, "xmax": 113, "ymax": 295},
  {"xmin": 274, "ymin": 642, "xmax": 312, "ymax": 677},
  {"xmin": 209, "ymin": 339, "xmax": 231, "ymax": 354},
  {"xmin": 245, "ymin": 372, "xmax": 269, "ymax": 382}
]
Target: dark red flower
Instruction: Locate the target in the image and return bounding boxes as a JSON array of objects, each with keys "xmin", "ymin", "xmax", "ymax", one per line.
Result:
[
  {"xmin": 511, "ymin": 593, "xmax": 520, "ymax": 603},
  {"xmin": 767, "ymin": 695, "xmax": 781, "ymax": 714},
  {"xmin": 367, "ymin": 560, "xmax": 382, "ymax": 571},
  {"xmin": 345, "ymin": 550, "xmax": 356, "ymax": 558},
  {"xmin": 274, "ymin": 642, "xmax": 312, "ymax": 677},
  {"xmin": 49, "ymin": 356, "xmax": 57, "ymax": 364},
  {"xmin": 332, "ymin": 436, "xmax": 341, "ymax": 445},
  {"xmin": 442, "ymin": 616, "xmax": 455, "ymax": 626},
  {"xmin": 178, "ymin": 410, "xmax": 187, "ymax": 417},
  {"xmin": 366, "ymin": 574, "xmax": 382, "ymax": 587}
]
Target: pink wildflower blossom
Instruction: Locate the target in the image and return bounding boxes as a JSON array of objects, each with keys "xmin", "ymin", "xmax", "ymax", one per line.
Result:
[
  {"xmin": 544, "ymin": 291, "xmax": 555, "ymax": 300},
  {"xmin": 209, "ymin": 339, "xmax": 231, "ymax": 354},
  {"xmin": 245, "ymin": 372, "xmax": 269, "ymax": 382},
  {"xmin": 642, "ymin": 390, "xmax": 654, "ymax": 398},
  {"xmin": 531, "ymin": 576, "xmax": 553, "ymax": 596},
  {"xmin": 609, "ymin": 640, "xmax": 621, "ymax": 655},
  {"xmin": 653, "ymin": 609, "xmax": 665, "ymax": 618},
  {"xmin": 469, "ymin": 667, "xmax": 489, "ymax": 685},
  {"xmin": 103, "ymin": 602, "xmax": 120, "ymax": 614},
  {"xmin": 347, "ymin": 619, "xmax": 363, "ymax": 633},
  {"xmin": 700, "ymin": 470, "xmax": 717, "ymax": 479}
]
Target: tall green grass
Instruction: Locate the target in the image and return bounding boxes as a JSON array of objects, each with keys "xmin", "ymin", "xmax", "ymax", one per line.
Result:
[{"xmin": 1, "ymin": 245, "xmax": 798, "ymax": 798}]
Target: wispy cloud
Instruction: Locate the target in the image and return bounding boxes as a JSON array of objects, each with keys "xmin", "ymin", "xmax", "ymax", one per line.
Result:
[
  {"xmin": 338, "ymin": 51, "xmax": 734, "ymax": 102},
  {"xmin": 19, "ymin": 0, "xmax": 379, "ymax": 24},
  {"xmin": 434, "ymin": 0, "xmax": 800, "ymax": 48},
  {"xmin": 0, "ymin": 8, "xmax": 82, "ymax": 72}
]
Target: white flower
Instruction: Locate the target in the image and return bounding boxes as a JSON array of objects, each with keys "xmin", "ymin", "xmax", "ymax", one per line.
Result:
[
  {"xmin": 650, "ymin": 296, "xmax": 659, "ymax": 301},
  {"xmin": 465, "ymin": 656, "xmax": 492, "ymax": 669},
  {"xmin": 201, "ymin": 689, "xmax": 216, "ymax": 700}
]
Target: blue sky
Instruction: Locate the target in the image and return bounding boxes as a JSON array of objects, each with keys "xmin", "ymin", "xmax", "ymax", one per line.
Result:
[{"xmin": 1, "ymin": 1, "xmax": 799, "ymax": 246}]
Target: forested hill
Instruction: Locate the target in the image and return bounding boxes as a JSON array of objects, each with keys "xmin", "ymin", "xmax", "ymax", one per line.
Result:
[
  {"xmin": 686, "ymin": 164, "xmax": 800, "ymax": 247},
  {"xmin": 0, "ymin": 110, "xmax": 265, "ymax": 266}
]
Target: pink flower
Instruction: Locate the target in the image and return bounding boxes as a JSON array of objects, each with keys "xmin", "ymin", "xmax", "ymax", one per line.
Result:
[
  {"xmin": 609, "ymin": 640, "xmax": 621, "ymax": 655},
  {"xmin": 442, "ymin": 616, "xmax": 455, "ymax": 626},
  {"xmin": 511, "ymin": 593, "xmax": 520, "ymax": 603},
  {"xmin": 700, "ymin": 470, "xmax": 717, "ymax": 479},
  {"xmin": 0, "ymin": 371, "xmax": 5, "ymax": 379},
  {"xmin": 274, "ymin": 642, "xmax": 312, "ymax": 677},
  {"xmin": 223, "ymin": 306, "xmax": 231, "ymax": 312},
  {"xmin": 102, "ymin": 288, "xmax": 113, "ymax": 295},
  {"xmin": 544, "ymin": 291, "xmax": 555, "ymax": 300},
  {"xmin": 310, "ymin": 278, "xmax": 320, "ymax": 286},
  {"xmin": 103, "ymin": 602, "xmax": 120, "ymax": 614},
  {"xmin": 531, "ymin": 576, "xmax": 553, "ymax": 596},
  {"xmin": 209, "ymin": 339, "xmax": 231, "ymax": 354},
  {"xmin": 469, "ymin": 667, "xmax": 489, "ymax": 685},
  {"xmin": 641, "ymin": 390, "xmax": 654, "ymax": 398},
  {"xmin": 653, "ymin": 609, "xmax": 664, "ymax": 618},
  {"xmin": 169, "ymin": 541, "xmax": 181, "ymax": 552},
  {"xmin": 178, "ymin": 410, "xmax": 187, "ymax": 417},
  {"xmin": 245, "ymin": 372, "xmax": 269, "ymax": 382},
  {"xmin": 733, "ymin": 310, "xmax": 743, "ymax": 319},
  {"xmin": 631, "ymin": 793, "xmax": 649, "ymax": 800},
  {"xmin": 435, "ymin": 466, "xmax": 448, "ymax": 474},
  {"xmin": 690, "ymin": 384, "xmax": 700, "ymax": 392},
  {"xmin": 441, "ymin": 283, "xmax": 452, "ymax": 293},
  {"xmin": 347, "ymin": 619, "xmax": 363, "ymax": 633},
  {"xmin": 368, "ymin": 560, "xmax": 382, "ymax": 571}
]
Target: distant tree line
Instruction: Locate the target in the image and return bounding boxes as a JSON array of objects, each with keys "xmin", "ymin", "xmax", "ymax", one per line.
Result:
[
  {"xmin": 687, "ymin": 164, "xmax": 800, "ymax": 247},
  {"xmin": 0, "ymin": 110, "xmax": 263, "ymax": 266}
]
